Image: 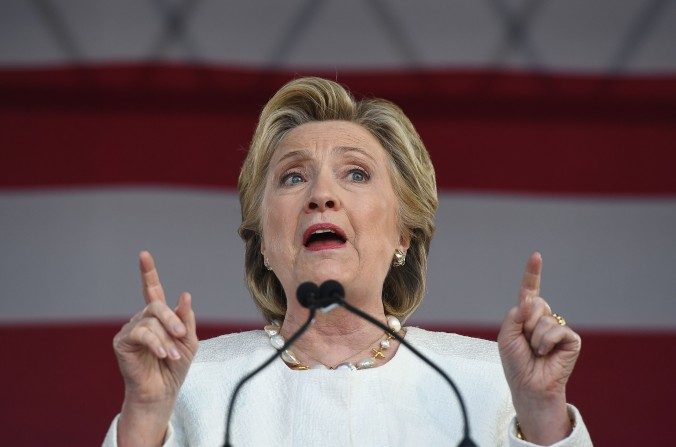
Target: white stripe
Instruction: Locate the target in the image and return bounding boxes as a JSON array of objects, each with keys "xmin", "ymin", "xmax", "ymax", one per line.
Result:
[{"xmin": 1, "ymin": 188, "xmax": 675, "ymax": 328}]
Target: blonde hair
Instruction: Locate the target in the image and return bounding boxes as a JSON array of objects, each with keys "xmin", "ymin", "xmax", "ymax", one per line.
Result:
[{"xmin": 238, "ymin": 77, "xmax": 438, "ymax": 322}]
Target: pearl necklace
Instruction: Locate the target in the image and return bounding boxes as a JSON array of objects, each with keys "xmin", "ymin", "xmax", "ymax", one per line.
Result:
[{"xmin": 264, "ymin": 315, "xmax": 403, "ymax": 371}]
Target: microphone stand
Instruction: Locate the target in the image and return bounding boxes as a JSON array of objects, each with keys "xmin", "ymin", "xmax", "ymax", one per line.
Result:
[
  {"xmin": 337, "ymin": 298, "xmax": 477, "ymax": 447},
  {"xmin": 223, "ymin": 280, "xmax": 476, "ymax": 447},
  {"xmin": 223, "ymin": 307, "xmax": 317, "ymax": 447}
]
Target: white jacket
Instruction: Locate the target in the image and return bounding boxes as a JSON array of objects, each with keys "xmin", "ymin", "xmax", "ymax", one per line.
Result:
[{"xmin": 103, "ymin": 327, "xmax": 592, "ymax": 446}]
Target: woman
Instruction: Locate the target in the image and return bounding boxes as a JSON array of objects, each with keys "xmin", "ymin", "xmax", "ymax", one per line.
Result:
[{"xmin": 104, "ymin": 77, "xmax": 592, "ymax": 446}]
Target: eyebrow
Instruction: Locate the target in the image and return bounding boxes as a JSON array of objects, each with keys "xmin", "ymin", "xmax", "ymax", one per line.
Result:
[
  {"xmin": 275, "ymin": 149, "xmax": 313, "ymax": 166},
  {"xmin": 274, "ymin": 146, "xmax": 377, "ymax": 166},
  {"xmin": 333, "ymin": 146, "xmax": 377, "ymax": 163}
]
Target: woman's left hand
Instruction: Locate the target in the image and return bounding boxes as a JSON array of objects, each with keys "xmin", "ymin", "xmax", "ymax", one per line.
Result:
[{"xmin": 498, "ymin": 252, "xmax": 582, "ymax": 445}]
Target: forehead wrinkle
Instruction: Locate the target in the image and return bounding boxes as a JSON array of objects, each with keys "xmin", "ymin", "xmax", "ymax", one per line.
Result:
[
  {"xmin": 274, "ymin": 121, "xmax": 383, "ymax": 162},
  {"xmin": 273, "ymin": 145, "xmax": 379, "ymax": 167}
]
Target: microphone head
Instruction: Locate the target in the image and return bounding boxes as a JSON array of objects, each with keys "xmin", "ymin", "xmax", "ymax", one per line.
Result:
[
  {"xmin": 319, "ymin": 280, "xmax": 344, "ymax": 302},
  {"xmin": 296, "ymin": 282, "xmax": 320, "ymax": 308}
]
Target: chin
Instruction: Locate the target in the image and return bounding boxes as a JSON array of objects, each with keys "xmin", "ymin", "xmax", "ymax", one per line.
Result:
[{"xmin": 301, "ymin": 260, "xmax": 353, "ymax": 286}]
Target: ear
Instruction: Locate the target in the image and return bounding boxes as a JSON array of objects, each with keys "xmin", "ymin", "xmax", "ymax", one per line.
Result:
[
  {"xmin": 260, "ymin": 235, "xmax": 267, "ymax": 258},
  {"xmin": 398, "ymin": 231, "xmax": 411, "ymax": 252}
]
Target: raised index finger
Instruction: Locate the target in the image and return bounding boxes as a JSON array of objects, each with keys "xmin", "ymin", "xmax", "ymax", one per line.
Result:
[
  {"xmin": 519, "ymin": 251, "xmax": 542, "ymax": 301},
  {"xmin": 139, "ymin": 250, "xmax": 166, "ymax": 304}
]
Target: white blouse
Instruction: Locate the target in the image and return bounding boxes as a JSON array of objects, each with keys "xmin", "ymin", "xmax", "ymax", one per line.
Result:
[{"xmin": 103, "ymin": 327, "xmax": 592, "ymax": 446}]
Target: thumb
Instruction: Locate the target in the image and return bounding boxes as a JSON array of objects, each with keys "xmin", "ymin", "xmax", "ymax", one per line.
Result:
[
  {"xmin": 175, "ymin": 292, "xmax": 197, "ymax": 338},
  {"xmin": 498, "ymin": 293, "xmax": 531, "ymax": 346}
]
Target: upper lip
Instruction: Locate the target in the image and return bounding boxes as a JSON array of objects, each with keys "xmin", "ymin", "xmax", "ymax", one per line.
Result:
[{"xmin": 302, "ymin": 223, "xmax": 347, "ymax": 246}]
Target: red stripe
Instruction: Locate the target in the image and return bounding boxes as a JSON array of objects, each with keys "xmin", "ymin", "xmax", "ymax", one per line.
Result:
[
  {"xmin": 1, "ymin": 322, "xmax": 673, "ymax": 446},
  {"xmin": 2, "ymin": 64, "xmax": 676, "ymax": 195}
]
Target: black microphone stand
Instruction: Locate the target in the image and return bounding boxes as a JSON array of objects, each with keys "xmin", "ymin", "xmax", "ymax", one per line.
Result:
[
  {"xmin": 315, "ymin": 280, "xmax": 476, "ymax": 447},
  {"xmin": 223, "ymin": 307, "xmax": 317, "ymax": 447},
  {"xmin": 338, "ymin": 300, "xmax": 476, "ymax": 446},
  {"xmin": 224, "ymin": 280, "xmax": 476, "ymax": 447}
]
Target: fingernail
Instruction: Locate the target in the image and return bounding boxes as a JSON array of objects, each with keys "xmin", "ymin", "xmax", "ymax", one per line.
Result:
[
  {"xmin": 158, "ymin": 347, "xmax": 167, "ymax": 358},
  {"xmin": 538, "ymin": 346, "xmax": 546, "ymax": 356},
  {"xmin": 170, "ymin": 348, "xmax": 181, "ymax": 359},
  {"xmin": 173, "ymin": 324, "xmax": 185, "ymax": 335}
]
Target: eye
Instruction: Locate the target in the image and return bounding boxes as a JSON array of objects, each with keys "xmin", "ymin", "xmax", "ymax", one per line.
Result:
[
  {"xmin": 281, "ymin": 172, "xmax": 305, "ymax": 186},
  {"xmin": 347, "ymin": 168, "xmax": 369, "ymax": 183}
]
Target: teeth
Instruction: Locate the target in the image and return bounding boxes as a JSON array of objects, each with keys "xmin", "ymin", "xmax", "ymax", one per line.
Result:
[{"xmin": 313, "ymin": 229, "xmax": 335, "ymax": 235}]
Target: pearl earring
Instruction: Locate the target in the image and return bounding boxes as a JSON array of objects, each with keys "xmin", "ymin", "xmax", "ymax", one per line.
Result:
[{"xmin": 264, "ymin": 257, "xmax": 272, "ymax": 271}]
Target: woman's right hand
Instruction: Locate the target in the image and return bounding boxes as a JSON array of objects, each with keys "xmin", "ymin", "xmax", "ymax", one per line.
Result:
[{"xmin": 113, "ymin": 251, "xmax": 198, "ymax": 446}]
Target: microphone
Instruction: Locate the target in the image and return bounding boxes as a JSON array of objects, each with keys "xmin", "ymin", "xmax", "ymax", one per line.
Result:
[
  {"xmin": 296, "ymin": 281, "xmax": 321, "ymax": 308},
  {"xmin": 319, "ymin": 279, "xmax": 477, "ymax": 447},
  {"xmin": 309, "ymin": 279, "xmax": 342, "ymax": 311},
  {"xmin": 223, "ymin": 282, "xmax": 319, "ymax": 447}
]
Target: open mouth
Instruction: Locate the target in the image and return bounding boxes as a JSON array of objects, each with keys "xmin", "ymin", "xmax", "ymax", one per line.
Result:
[{"xmin": 303, "ymin": 225, "xmax": 347, "ymax": 251}]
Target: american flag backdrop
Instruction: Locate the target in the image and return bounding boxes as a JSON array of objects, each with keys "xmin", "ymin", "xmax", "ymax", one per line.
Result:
[{"xmin": 1, "ymin": 1, "xmax": 675, "ymax": 445}]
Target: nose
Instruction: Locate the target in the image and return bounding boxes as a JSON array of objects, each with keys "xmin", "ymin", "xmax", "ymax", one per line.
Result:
[
  {"xmin": 307, "ymin": 198, "xmax": 335, "ymax": 211},
  {"xmin": 305, "ymin": 171, "xmax": 340, "ymax": 213}
]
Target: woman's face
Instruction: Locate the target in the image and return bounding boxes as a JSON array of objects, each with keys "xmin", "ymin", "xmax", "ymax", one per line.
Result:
[{"xmin": 261, "ymin": 120, "xmax": 408, "ymax": 304}]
